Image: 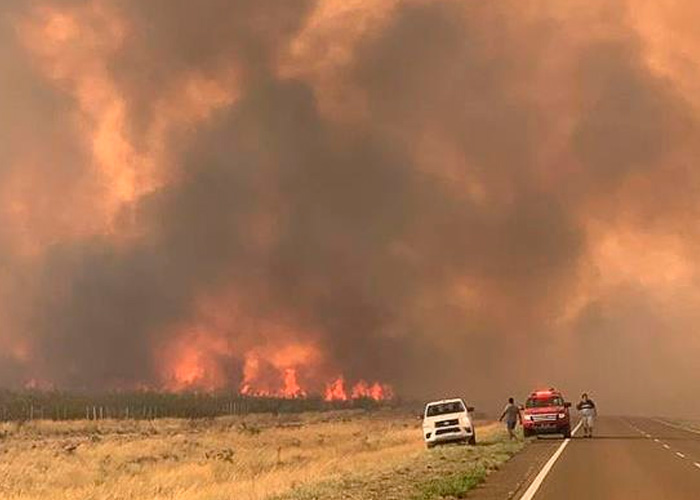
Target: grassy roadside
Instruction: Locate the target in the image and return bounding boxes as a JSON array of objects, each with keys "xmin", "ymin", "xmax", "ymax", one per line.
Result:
[
  {"xmin": 275, "ymin": 424, "xmax": 524, "ymax": 500},
  {"xmin": 0, "ymin": 410, "xmax": 526, "ymax": 500}
]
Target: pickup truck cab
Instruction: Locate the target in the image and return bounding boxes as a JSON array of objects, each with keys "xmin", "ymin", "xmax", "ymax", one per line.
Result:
[
  {"xmin": 422, "ymin": 398, "xmax": 476, "ymax": 448},
  {"xmin": 521, "ymin": 388, "xmax": 572, "ymax": 438}
]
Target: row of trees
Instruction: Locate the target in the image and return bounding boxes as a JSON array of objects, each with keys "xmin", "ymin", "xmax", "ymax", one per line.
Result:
[{"xmin": 0, "ymin": 390, "xmax": 398, "ymax": 422}]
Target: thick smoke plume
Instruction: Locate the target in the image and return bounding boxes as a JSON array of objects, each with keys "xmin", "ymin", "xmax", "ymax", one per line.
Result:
[{"xmin": 1, "ymin": 0, "xmax": 700, "ymax": 414}]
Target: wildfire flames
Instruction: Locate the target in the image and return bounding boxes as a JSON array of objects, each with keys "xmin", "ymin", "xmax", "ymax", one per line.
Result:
[
  {"xmin": 325, "ymin": 377, "xmax": 394, "ymax": 402},
  {"xmin": 241, "ymin": 372, "xmax": 393, "ymax": 402},
  {"xmin": 163, "ymin": 339, "xmax": 394, "ymax": 401},
  {"xmin": 167, "ymin": 346, "xmax": 394, "ymax": 402},
  {"xmin": 155, "ymin": 293, "xmax": 394, "ymax": 401}
]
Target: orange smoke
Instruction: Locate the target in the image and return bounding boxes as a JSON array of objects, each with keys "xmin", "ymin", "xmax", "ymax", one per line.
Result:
[
  {"xmin": 13, "ymin": 1, "xmax": 238, "ymax": 251},
  {"xmin": 279, "ymin": 0, "xmax": 404, "ymax": 122}
]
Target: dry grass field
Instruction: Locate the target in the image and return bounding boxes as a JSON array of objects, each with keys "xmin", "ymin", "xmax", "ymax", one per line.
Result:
[{"xmin": 0, "ymin": 410, "xmax": 523, "ymax": 500}]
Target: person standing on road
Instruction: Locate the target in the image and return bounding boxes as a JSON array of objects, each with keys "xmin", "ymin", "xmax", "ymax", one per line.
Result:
[
  {"xmin": 499, "ymin": 397, "xmax": 521, "ymax": 440},
  {"xmin": 577, "ymin": 393, "xmax": 597, "ymax": 438}
]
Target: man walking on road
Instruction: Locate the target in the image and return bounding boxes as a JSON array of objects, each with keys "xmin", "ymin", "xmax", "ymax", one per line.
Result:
[
  {"xmin": 577, "ymin": 393, "xmax": 597, "ymax": 438},
  {"xmin": 499, "ymin": 397, "xmax": 521, "ymax": 440}
]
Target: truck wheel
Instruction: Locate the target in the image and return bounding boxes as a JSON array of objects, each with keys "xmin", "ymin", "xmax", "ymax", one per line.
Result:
[
  {"xmin": 523, "ymin": 429, "xmax": 532, "ymax": 438},
  {"xmin": 426, "ymin": 442, "xmax": 435, "ymax": 449},
  {"xmin": 563, "ymin": 427, "xmax": 572, "ymax": 439},
  {"xmin": 468, "ymin": 435, "xmax": 477, "ymax": 446}
]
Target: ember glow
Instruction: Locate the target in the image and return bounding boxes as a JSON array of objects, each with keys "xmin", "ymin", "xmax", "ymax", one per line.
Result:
[{"xmin": 3, "ymin": 0, "xmax": 700, "ymax": 415}]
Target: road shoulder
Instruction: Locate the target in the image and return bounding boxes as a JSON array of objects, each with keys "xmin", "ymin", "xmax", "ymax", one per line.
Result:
[{"xmin": 467, "ymin": 436, "xmax": 562, "ymax": 500}]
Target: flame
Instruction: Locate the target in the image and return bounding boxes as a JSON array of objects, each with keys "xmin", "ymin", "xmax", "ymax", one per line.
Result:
[
  {"xmin": 159, "ymin": 327, "xmax": 233, "ymax": 392},
  {"xmin": 351, "ymin": 380, "xmax": 393, "ymax": 400},
  {"xmin": 162, "ymin": 326, "xmax": 395, "ymax": 399},
  {"xmin": 324, "ymin": 377, "xmax": 393, "ymax": 402},
  {"xmin": 282, "ymin": 368, "xmax": 305, "ymax": 398},
  {"xmin": 155, "ymin": 289, "xmax": 393, "ymax": 399},
  {"xmin": 241, "ymin": 365, "xmax": 307, "ymax": 399},
  {"xmin": 324, "ymin": 377, "xmax": 348, "ymax": 402},
  {"xmin": 157, "ymin": 294, "xmax": 394, "ymax": 399},
  {"xmin": 239, "ymin": 344, "xmax": 318, "ymax": 398}
]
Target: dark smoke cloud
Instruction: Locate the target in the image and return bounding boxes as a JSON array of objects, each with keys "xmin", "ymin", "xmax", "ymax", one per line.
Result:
[{"xmin": 1, "ymin": 0, "xmax": 699, "ymax": 415}]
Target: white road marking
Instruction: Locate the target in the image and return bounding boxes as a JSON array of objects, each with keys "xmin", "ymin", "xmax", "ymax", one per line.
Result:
[
  {"xmin": 636, "ymin": 420, "xmax": 700, "ymax": 469},
  {"xmin": 518, "ymin": 421, "xmax": 582, "ymax": 500},
  {"xmin": 626, "ymin": 420, "xmax": 700, "ymax": 474}
]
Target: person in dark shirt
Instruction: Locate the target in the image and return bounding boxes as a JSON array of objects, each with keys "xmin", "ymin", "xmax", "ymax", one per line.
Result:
[{"xmin": 576, "ymin": 393, "xmax": 597, "ymax": 438}]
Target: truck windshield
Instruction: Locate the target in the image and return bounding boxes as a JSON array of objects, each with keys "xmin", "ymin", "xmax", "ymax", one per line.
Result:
[
  {"xmin": 426, "ymin": 401, "xmax": 465, "ymax": 417},
  {"xmin": 526, "ymin": 397, "xmax": 564, "ymax": 408}
]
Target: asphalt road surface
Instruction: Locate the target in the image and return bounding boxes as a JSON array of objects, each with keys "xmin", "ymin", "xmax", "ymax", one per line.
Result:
[{"xmin": 525, "ymin": 416, "xmax": 700, "ymax": 500}]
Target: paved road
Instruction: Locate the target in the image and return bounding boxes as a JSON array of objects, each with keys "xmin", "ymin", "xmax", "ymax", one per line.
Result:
[{"xmin": 529, "ymin": 416, "xmax": 700, "ymax": 500}]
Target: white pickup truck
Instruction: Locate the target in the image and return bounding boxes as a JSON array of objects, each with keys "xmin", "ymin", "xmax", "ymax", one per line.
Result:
[{"xmin": 422, "ymin": 398, "xmax": 476, "ymax": 448}]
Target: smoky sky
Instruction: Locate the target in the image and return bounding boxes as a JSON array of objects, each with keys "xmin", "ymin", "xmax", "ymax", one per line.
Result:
[{"xmin": 1, "ymin": 0, "xmax": 700, "ymax": 415}]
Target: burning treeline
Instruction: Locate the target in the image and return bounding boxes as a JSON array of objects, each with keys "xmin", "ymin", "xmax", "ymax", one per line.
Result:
[{"xmin": 1, "ymin": 0, "xmax": 700, "ymax": 414}]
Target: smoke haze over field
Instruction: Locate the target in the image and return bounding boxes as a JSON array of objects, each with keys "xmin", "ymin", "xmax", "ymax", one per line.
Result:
[{"xmin": 1, "ymin": 0, "xmax": 700, "ymax": 415}]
